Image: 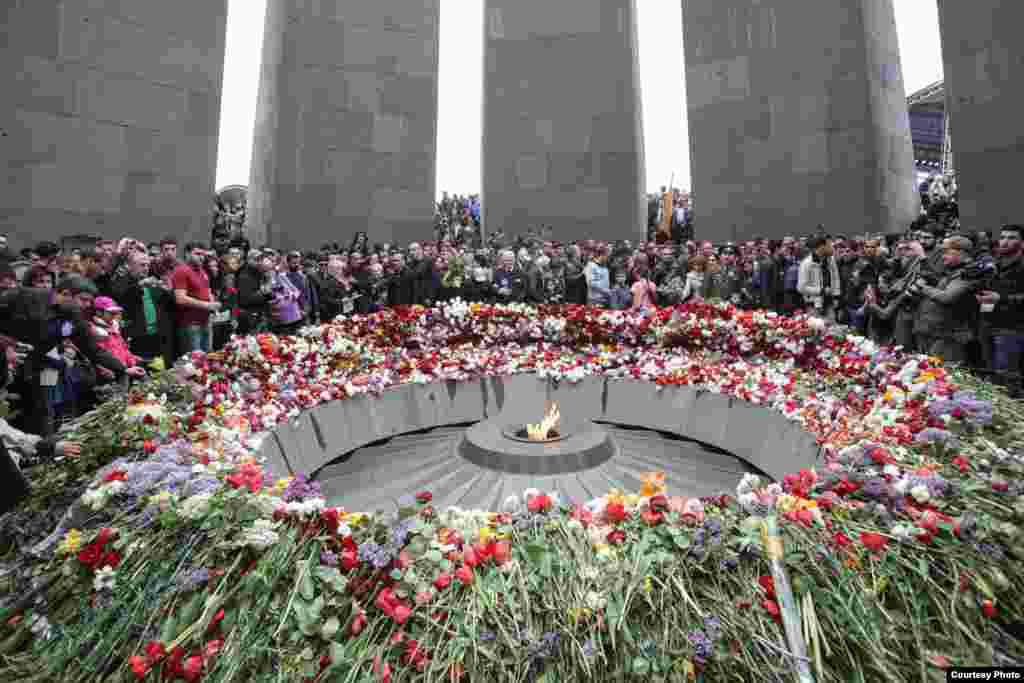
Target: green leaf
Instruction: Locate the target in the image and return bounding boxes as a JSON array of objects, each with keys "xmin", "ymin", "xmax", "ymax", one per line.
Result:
[
  {"xmin": 632, "ymin": 657, "xmax": 650, "ymax": 674},
  {"xmin": 328, "ymin": 641, "xmax": 347, "ymax": 663},
  {"xmin": 299, "ymin": 561, "xmax": 316, "ymax": 601},
  {"xmin": 315, "ymin": 566, "xmax": 348, "ymax": 594},
  {"xmin": 321, "ymin": 616, "xmax": 340, "ymax": 640}
]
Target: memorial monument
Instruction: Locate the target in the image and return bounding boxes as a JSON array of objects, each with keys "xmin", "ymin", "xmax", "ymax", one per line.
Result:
[
  {"xmin": 480, "ymin": 0, "xmax": 647, "ymax": 243},
  {"xmin": 246, "ymin": 0, "xmax": 441, "ymax": 252},
  {"xmin": 0, "ymin": 0, "xmax": 228, "ymax": 246},
  {"xmin": 682, "ymin": 0, "xmax": 918, "ymax": 241}
]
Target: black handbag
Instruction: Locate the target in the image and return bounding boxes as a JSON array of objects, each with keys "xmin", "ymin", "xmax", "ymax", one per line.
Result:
[{"xmin": 0, "ymin": 440, "xmax": 31, "ymax": 515}]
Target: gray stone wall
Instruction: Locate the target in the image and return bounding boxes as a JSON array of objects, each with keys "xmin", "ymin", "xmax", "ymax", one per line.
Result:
[
  {"xmin": 0, "ymin": 0, "xmax": 228, "ymax": 246},
  {"xmin": 481, "ymin": 0, "xmax": 646, "ymax": 243},
  {"xmin": 247, "ymin": 0, "xmax": 440, "ymax": 252},
  {"xmin": 937, "ymin": 0, "xmax": 1024, "ymax": 231},
  {"xmin": 682, "ymin": 0, "xmax": 916, "ymax": 242}
]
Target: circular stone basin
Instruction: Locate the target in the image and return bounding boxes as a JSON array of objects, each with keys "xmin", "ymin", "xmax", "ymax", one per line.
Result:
[
  {"xmin": 500, "ymin": 425, "xmax": 569, "ymax": 443},
  {"xmin": 461, "ymin": 419, "xmax": 615, "ymax": 476}
]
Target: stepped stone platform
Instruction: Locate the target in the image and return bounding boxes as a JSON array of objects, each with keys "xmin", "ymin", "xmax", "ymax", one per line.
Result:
[{"xmin": 255, "ymin": 375, "xmax": 821, "ymax": 510}]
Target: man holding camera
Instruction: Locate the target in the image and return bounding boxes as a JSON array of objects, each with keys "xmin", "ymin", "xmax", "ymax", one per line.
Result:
[{"xmin": 910, "ymin": 235, "xmax": 982, "ymax": 364}]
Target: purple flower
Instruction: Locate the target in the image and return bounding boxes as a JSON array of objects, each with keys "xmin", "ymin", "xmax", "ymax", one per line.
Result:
[
  {"xmin": 861, "ymin": 478, "xmax": 887, "ymax": 499},
  {"xmin": 320, "ymin": 551, "xmax": 338, "ymax": 567},
  {"xmin": 915, "ymin": 428, "xmax": 957, "ymax": 446},
  {"xmin": 582, "ymin": 639, "xmax": 595, "ymax": 659},
  {"xmin": 282, "ymin": 474, "xmax": 322, "ymax": 502}
]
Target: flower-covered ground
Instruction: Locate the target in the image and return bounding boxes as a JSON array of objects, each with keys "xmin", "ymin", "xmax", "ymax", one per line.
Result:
[{"xmin": 1, "ymin": 300, "xmax": 1022, "ymax": 682}]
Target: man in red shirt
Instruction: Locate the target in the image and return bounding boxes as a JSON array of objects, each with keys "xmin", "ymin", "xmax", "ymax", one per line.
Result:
[{"xmin": 171, "ymin": 242, "xmax": 220, "ymax": 355}]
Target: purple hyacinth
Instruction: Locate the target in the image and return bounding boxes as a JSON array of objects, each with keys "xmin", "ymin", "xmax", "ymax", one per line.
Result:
[
  {"xmin": 282, "ymin": 474, "xmax": 322, "ymax": 502},
  {"xmin": 915, "ymin": 428, "xmax": 957, "ymax": 446},
  {"xmin": 862, "ymin": 477, "xmax": 887, "ymax": 499}
]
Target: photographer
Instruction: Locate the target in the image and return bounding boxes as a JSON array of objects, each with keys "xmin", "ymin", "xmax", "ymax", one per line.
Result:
[
  {"xmin": 0, "ymin": 336, "xmax": 83, "ymax": 514},
  {"xmin": 909, "ymin": 235, "xmax": 983, "ymax": 363},
  {"xmin": 977, "ymin": 225, "xmax": 1024, "ymax": 396}
]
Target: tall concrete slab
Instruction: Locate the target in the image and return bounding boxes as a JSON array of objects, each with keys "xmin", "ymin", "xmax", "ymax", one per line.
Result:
[
  {"xmin": 0, "ymin": 0, "xmax": 228, "ymax": 247},
  {"xmin": 937, "ymin": 1, "xmax": 1024, "ymax": 230},
  {"xmin": 481, "ymin": 0, "xmax": 646, "ymax": 243},
  {"xmin": 248, "ymin": 0, "xmax": 440, "ymax": 252},
  {"xmin": 682, "ymin": 0, "xmax": 916, "ymax": 241}
]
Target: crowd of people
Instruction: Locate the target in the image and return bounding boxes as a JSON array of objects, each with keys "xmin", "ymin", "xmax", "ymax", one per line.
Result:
[{"xmin": 0, "ymin": 175, "xmax": 1017, "ymax": 469}]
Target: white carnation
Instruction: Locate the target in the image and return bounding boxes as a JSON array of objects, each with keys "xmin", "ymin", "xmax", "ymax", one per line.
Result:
[{"xmin": 242, "ymin": 519, "xmax": 280, "ymax": 551}]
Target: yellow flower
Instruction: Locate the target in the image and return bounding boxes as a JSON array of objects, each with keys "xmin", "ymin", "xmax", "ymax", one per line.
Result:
[
  {"xmin": 644, "ymin": 576, "xmax": 653, "ymax": 594},
  {"xmin": 58, "ymin": 529, "xmax": 82, "ymax": 555},
  {"xmin": 479, "ymin": 527, "xmax": 496, "ymax": 545},
  {"xmin": 640, "ymin": 471, "xmax": 666, "ymax": 498},
  {"xmin": 775, "ymin": 494, "xmax": 798, "ymax": 513},
  {"xmin": 606, "ymin": 489, "xmax": 626, "ymax": 506},
  {"xmin": 345, "ymin": 513, "xmax": 367, "ymax": 527}
]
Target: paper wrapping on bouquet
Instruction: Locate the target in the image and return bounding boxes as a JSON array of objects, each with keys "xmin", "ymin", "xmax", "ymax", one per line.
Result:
[
  {"xmin": 0, "ymin": 441, "xmax": 30, "ymax": 516},
  {"xmin": 761, "ymin": 516, "xmax": 816, "ymax": 683}
]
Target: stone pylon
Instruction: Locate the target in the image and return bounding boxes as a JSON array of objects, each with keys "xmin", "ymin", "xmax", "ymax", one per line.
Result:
[
  {"xmin": 937, "ymin": 0, "xmax": 1024, "ymax": 231},
  {"xmin": 481, "ymin": 0, "xmax": 646, "ymax": 243},
  {"xmin": 248, "ymin": 0, "xmax": 440, "ymax": 252},
  {"xmin": 682, "ymin": 0, "xmax": 917, "ymax": 241},
  {"xmin": 0, "ymin": 0, "xmax": 228, "ymax": 245}
]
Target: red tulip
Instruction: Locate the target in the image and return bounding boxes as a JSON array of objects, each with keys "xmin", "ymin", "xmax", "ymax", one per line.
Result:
[
  {"xmin": 434, "ymin": 572, "xmax": 452, "ymax": 590},
  {"xmin": 982, "ymin": 600, "xmax": 997, "ymax": 619},
  {"xmin": 859, "ymin": 532, "xmax": 888, "ymax": 553}
]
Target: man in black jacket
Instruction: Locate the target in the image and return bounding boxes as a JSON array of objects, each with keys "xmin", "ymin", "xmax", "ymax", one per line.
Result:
[
  {"xmin": 977, "ymin": 225, "xmax": 1024, "ymax": 396},
  {"xmin": 236, "ymin": 250, "xmax": 273, "ymax": 335},
  {"xmin": 406, "ymin": 243, "xmax": 435, "ymax": 306},
  {"xmin": 108, "ymin": 250, "xmax": 175, "ymax": 368},
  {"xmin": 387, "ymin": 252, "xmax": 415, "ymax": 306}
]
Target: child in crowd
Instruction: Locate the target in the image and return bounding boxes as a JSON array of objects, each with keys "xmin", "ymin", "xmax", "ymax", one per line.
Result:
[{"xmin": 91, "ymin": 297, "xmax": 142, "ymax": 371}]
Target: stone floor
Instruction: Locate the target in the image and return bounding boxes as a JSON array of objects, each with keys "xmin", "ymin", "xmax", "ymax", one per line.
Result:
[{"xmin": 314, "ymin": 421, "xmax": 758, "ymax": 513}]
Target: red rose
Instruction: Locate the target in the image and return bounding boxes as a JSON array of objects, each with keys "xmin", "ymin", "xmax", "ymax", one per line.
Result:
[
  {"xmin": 129, "ymin": 655, "xmax": 151, "ymax": 680},
  {"xmin": 145, "ymin": 641, "xmax": 167, "ymax": 663},
  {"xmin": 455, "ymin": 565, "xmax": 474, "ymax": 585},
  {"xmin": 463, "ymin": 546, "xmax": 480, "ymax": 568},
  {"xmin": 143, "ymin": 440, "xmax": 157, "ymax": 454},
  {"xmin": 758, "ymin": 575, "xmax": 776, "ymax": 600},
  {"xmin": 415, "ymin": 491, "xmax": 433, "ymax": 504},
  {"xmin": 859, "ymin": 532, "xmax": 888, "ymax": 553},
  {"xmin": 182, "ymin": 655, "xmax": 204, "ymax": 683},
  {"xmin": 351, "ymin": 610, "xmax": 368, "ymax": 636},
  {"xmin": 605, "ymin": 502, "xmax": 627, "ymax": 523},
  {"xmin": 641, "ymin": 509, "xmax": 663, "ymax": 527},
  {"xmin": 833, "ymin": 532, "xmax": 851, "ymax": 548},
  {"xmin": 762, "ymin": 599, "xmax": 782, "ymax": 624},
  {"xmin": 982, "ymin": 599, "xmax": 997, "ymax": 619},
  {"xmin": 100, "ymin": 551, "xmax": 121, "ymax": 569},
  {"xmin": 527, "ymin": 493, "xmax": 553, "ymax": 514},
  {"xmin": 391, "ymin": 603, "xmax": 412, "ymax": 625},
  {"xmin": 434, "ymin": 572, "xmax": 452, "ymax": 591},
  {"xmin": 420, "ymin": 505, "xmax": 435, "ymax": 519},
  {"xmin": 77, "ymin": 544, "xmax": 102, "ymax": 569},
  {"xmin": 606, "ymin": 529, "xmax": 626, "ymax": 546}
]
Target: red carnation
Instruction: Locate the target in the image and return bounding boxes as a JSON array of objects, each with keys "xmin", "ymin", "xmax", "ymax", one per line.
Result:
[
  {"xmin": 762, "ymin": 599, "xmax": 782, "ymax": 624},
  {"xmin": 982, "ymin": 600, "xmax": 997, "ymax": 619},
  {"xmin": 434, "ymin": 572, "xmax": 452, "ymax": 591},
  {"xmin": 648, "ymin": 494, "xmax": 669, "ymax": 513},
  {"xmin": 129, "ymin": 655, "xmax": 151, "ymax": 680},
  {"xmin": 605, "ymin": 502, "xmax": 627, "ymax": 523},
  {"xmin": 758, "ymin": 575, "xmax": 776, "ymax": 599},
  {"xmin": 641, "ymin": 509, "xmax": 663, "ymax": 527},
  {"xmin": 415, "ymin": 491, "xmax": 433, "ymax": 503},
  {"xmin": 859, "ymin": 532, "xmax": 889, "ymax": 553},
  {"xmin": 455, "ymin": 565, "xmax": 474, "ymax": 585},
  {"xmin": 833, "ymin": 532, "xmax": 852, "ymax": 548},
  {"xmin": 182, "ymin": 655, "xmax": 203, "ymax": 683}
]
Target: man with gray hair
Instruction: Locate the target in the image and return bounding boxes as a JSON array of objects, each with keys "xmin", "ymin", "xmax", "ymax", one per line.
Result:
[{"xmin": 491, "ymin": 249, "xmax": 525, "ymax": 304}]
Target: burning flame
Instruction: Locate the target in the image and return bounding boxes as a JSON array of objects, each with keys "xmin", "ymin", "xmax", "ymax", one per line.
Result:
[{"xmin": 527, "ymin": 402, "xmax": 560, "ymax": 441}]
